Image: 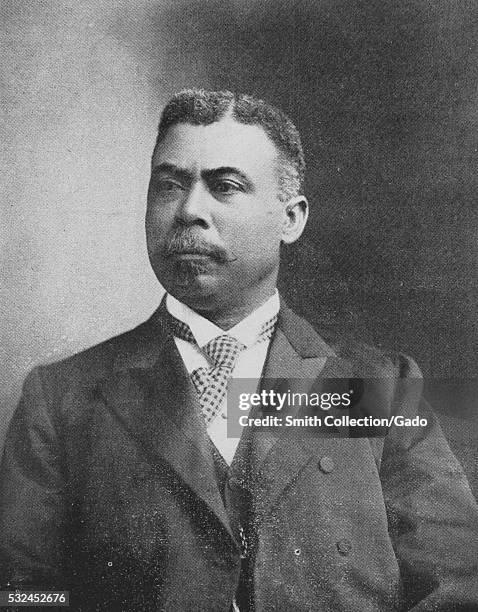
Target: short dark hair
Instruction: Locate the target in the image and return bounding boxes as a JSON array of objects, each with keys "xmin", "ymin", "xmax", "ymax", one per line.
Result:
[{"xmin": 153, "ymin": 89, "xmax": 305, "ymax": 200}]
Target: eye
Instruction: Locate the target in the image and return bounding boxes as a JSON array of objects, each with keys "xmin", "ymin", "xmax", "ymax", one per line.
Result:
[
  {"xmin": 212, "ymin": 180, "xmax": 244, "ymax": 195},
  {"xmin": 156, "ymin": 179, "xmax": 184, "ymax": 193}
]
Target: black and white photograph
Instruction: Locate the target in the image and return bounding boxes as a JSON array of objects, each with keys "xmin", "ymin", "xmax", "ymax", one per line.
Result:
[{"xmin": 1, "ymin": 1, "xmax": 477, "ymax": 610}]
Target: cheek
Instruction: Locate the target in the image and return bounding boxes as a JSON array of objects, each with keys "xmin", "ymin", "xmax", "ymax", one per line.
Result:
[
  {"xmin": 145, "ymin": 216, "xmax": 168, "ymax": 260},
  {"xmin": 145, "ymin": 203, "xmax": 173, "ymax": 235},
  {"xmin": 226, "ymin": 214, "xmax": 282, "ymax": 257},
  {"xmin": 145, "ymin": 211, "xmax": 159, "ymax": 241},
  {"xmin": 252, "ymin": 207, "xmax": 283, "ymax": 240}
]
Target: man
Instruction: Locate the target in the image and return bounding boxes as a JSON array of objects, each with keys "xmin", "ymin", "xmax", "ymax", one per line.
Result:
[{"xmin": 1, "ymin": 90, "xmax": 477, "ymax": 611}]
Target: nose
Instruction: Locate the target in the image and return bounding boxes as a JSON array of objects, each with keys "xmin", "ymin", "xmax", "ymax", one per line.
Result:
[{"xmin": 175, "ymin": 182, "xmax": 210, "ymax": 228}]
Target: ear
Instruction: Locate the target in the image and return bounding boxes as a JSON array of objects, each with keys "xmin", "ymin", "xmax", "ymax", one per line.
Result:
[{"xmin": 281, "ymin": 195, "xmax": 309, "ymax": 244}]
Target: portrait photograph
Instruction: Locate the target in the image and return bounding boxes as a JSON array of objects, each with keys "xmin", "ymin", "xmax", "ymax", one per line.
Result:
[{"xmin": 1, "ymin": 1, "xmax": 477, "ymax": 610}]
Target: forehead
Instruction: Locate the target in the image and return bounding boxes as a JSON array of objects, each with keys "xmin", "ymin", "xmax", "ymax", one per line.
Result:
[{"xmin": 152, "ymin": 117, "xmax": 279, "ymax": 177}]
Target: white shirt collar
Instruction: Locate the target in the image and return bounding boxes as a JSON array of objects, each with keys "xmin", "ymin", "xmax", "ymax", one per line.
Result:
[{"xmin": 166, "ymin": 290, "xmax": 280, "ymax": 348}]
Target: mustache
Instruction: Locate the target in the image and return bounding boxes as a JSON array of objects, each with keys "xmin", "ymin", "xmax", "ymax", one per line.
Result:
[{"xmin": 163, "ymin": 230, "xmax": 234, "ymax": 263}]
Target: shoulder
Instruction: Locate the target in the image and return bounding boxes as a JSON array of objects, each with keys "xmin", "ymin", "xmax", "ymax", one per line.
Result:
[
  {"xmin": 326, "ymin": 330, "xmax": 422, "ymax": 379},
  {"xmin": 32, "ymin": 311, "xmax": 166, "ymax": 398},
  {"xmin": 280, "ymin": 301, "xmax": 421, "ymax": 380}
]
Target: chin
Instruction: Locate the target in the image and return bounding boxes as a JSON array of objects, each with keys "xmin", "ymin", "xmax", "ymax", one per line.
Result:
[{"xmin": 165, "ymin": 271, "xmax": 221, "ymax": 309}]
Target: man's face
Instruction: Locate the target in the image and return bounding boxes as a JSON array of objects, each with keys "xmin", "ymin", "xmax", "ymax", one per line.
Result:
[{"xmin": 146, "ymin": 117, "xmax": 293, "ymax": 314}]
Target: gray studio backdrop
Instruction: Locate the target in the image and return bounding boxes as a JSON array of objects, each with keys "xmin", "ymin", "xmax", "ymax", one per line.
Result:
[{"xmin": 2, "ymin": 0, "xmax": 477, "ymax": 489}]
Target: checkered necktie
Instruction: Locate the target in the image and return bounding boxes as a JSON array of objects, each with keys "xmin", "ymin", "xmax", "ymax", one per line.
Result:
[{"xmin": 166, "ymin": 312, "xmax": 277, "ymax": 425}]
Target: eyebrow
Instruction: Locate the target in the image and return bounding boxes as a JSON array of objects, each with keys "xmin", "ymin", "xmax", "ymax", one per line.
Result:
[
  {"xmin": 150, "ymin": 163, "xmax": 193, "ymax": 182},
  {"xmin": 151, "ymin": 163, "xmax": 254, "ymax": 190}
]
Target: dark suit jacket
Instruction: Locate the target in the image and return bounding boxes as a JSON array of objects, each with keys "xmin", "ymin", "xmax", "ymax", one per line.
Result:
[{"xmin": 1, "ymin": 303, "xmax": 477, "ymax": 611}]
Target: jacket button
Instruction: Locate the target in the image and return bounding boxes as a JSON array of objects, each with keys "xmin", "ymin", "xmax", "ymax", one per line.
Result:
[
  {"xmin": 337, "ymin": 538, "xmax": 352, "ymax": 556},
  {"xmin": 319, "ymin": 456, "xmax": 334, "ymax": 473}
]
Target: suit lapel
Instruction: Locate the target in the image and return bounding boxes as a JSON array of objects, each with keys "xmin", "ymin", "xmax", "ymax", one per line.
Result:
[
  {"xmin": 95, "ymin": 301, "xmax": 359, "ymax": 540},
  {"xmin": 246, "ymin": 303, "xmax": 358, "ymax": 520},
  {"xmin": 97, "ymin": 311, "xmax": 236, "ymax": 544}
]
